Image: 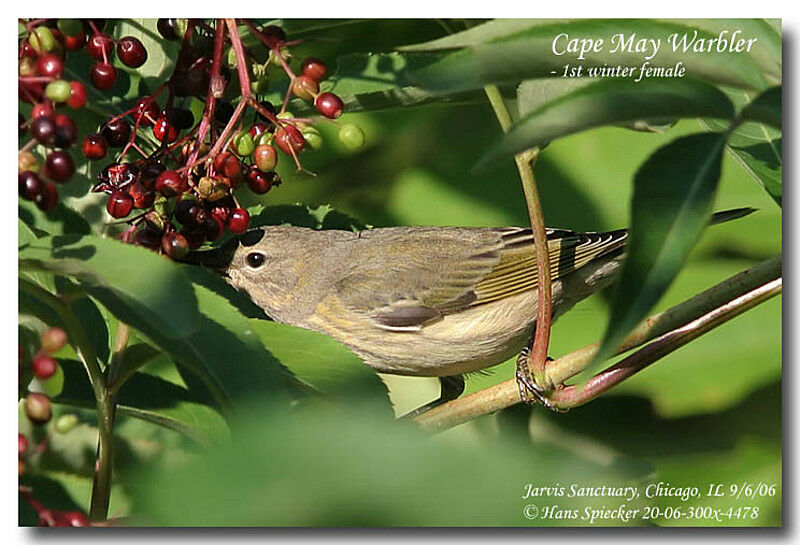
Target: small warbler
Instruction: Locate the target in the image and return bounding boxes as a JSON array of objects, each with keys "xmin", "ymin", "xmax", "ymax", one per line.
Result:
[{"xmin": 187, "ymin": 208, "xmax": 753, "ymax": 410}]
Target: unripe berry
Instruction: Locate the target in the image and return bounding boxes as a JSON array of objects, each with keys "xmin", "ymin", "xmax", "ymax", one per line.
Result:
[
  {"xmin": 82, "ymin": 133, "xmax": 108, "ymax": 160},
  {"xmin": 44, "ymin": 79, "xmax": 72, "ymax": 103},
  {"xmin": 155, "ymin": 170, "xmax": 186, "ymax": 197},
  {"xmin": 29, "ymin": 27, "xmax": 56, "ymax": 54},
  {"xmin": 57, "ymin": 19, "xmax": 83, "ymax": 37},
  {"xmin": 106, "ymin": 191, "xmax": 134, "ymax": 218},
  {"xmin": 253, "ymin": 145, "xmax": 278, "ymax": 172},
  {"xmin": 301, "ymin": 57, "xmax": 327, "ymax": 81},
  {"xmin": 339, "ymin": 123, "xmax": 366, "ymax": 150},
  {"xmin": 274, "ymin": 125, "xmax": 306, "ymax": 156},
  {"xmin": 116, "ymin": 36, "xmax": 148, "ymax": 68},
  {"xmin": 32, "ymin": 354, "xmax": 58, "ymax": 380},
  {"xmin": 41, "ymin": 327, "xmax": 68, "ymax": 353},
  {"xmin": 54, "ymin": 414, "xmax": 79, "ymax": 435},
  {"xmin": 19, "ymin": 152, "xmax": 40, "ymax": 174},
  {"xmin": 24, "ymin": 393, "xmax": 52, "ymax": 425},
  {"xmin": 231, "ymin": 132, "xmax": 255, "ymax": 157},
  {"xmin": 292, "ymin": 75, "xmax": 319, "ymax": 101}
]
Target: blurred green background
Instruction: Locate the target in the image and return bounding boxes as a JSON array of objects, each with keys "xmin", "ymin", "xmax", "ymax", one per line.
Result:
[{"xmin": 19, "ymin": 19, "xmax": 781, "ymax": 527}]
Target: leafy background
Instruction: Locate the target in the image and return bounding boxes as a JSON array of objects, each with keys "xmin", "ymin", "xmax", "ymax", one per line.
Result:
[{"xmin": 19, "ymin": 19, "xmax": 781, "ymax": 526}]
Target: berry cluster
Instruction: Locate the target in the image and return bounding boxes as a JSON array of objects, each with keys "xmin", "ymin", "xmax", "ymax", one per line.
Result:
[
  {"xmin": 20, "ymin": 19, "xmax": 367, "ymax": 261},
  {"xmin": 20, "ymin": 327, "xmax": 67, "ymax": 430}
]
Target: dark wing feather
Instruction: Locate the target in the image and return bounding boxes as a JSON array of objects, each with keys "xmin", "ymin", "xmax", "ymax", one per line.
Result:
[{"xmin": 334, "ymin": 226, "xmax": 628, "ymax": 331}]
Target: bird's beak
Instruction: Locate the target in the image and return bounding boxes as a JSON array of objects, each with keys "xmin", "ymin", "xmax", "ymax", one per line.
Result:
[{"xmin": 182, "ymin": 237, "xmax": 239, "ymax": 274}]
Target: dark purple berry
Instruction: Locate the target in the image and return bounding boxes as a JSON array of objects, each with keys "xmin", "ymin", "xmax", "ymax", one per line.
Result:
[
  {"xmin": 116, "ymin": 36, "xmax": 148, "ymax": 68},
  {"xmin": 44, "ymin": 151, "xmax": 75, "ymax": 183},
  {"xmin": 101, "ymin": 118, "xmax": 131, "ymax": 148}
]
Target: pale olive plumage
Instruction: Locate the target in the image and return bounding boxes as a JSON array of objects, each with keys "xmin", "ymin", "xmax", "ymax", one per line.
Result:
[{"xmin": 220, "ymin": 225, "xmax": 628, "ymax": 377}]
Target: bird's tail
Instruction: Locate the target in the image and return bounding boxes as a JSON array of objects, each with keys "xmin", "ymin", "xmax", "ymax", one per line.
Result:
[{"xmin": 710, "ymin": 207, "xmax": 757, "ymax": 226}]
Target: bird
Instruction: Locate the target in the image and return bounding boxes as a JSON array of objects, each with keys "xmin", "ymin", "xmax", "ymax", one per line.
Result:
[{"xmin": 185, "ymin": 208, "xmax": 753, "ymax": 414}]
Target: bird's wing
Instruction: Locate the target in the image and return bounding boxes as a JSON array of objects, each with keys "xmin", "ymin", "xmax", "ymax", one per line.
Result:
[{"xmin": 335, "ymin": 227, "xmax": 627, "ymax": 331}]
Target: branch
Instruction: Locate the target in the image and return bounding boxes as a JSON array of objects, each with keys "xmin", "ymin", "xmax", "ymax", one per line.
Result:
[
  {"xmin": 483, "ymin": 85, "xmax": 552, "ymax": 388},
  {"xmin": 415, "ymin": 255, "xmax": 782, "ymax": 431}
]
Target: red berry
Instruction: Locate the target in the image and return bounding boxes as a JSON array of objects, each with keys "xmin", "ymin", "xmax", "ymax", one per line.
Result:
[
  {"xmin": 315, "ymin": 93, "xmax": 344, "ymax": 119},
  {"xmin": 19, "ymin": 171, "xmax": 43, "ymax": 200},
  {"xmin": 64, "ymin": 32, "xmax": 86, "ymax": 51},
  {"xmin": 35, "ymin": 53, "xmax": 64, "ymax": 78},
  {"xmin": 54, "ymin": 511, "xmax": 90, "ymax": 527},
  {"xmin": 292, "ymin": 75, "xmax": 319, "ymax": 101},
  {"xmin": 82, "ymin": 133, "xmax": 108, "ymax": 160},
  {"xmin": 32, "ymin": 354, "xmax": 58, "ymax": 379},
  {"xmin": 24, "ymin": 393, "xmax": 52, "ymax": 425},
  {"xmin": 134, "ymin": 97, "xmax": 159, "ymax": 126},
  {"xmin": 161, "ymin": 232, "xmax": 189, "ymax": 259},
  {"xmin": 249, "ymin": 122, "xmax": 270, "ymax": 139},
  {"xmin": 31, "ymin": 116, "xmax": 57, "ymax": 145},
  {"xmin": 301, "ymin": 57, "xmax": 327, "ymax": 81},
  {"xmin": 90, "ymin": 62, "xmax": 117, "ymax": 90},
  {"xmin": 31, "ymin": 103, "xmax": 55, "ymax": 119},
  {"xmin": 213, "ymin": 152, "xmax": 241, "ymax": 179},
  {"xmin": 274, "ymin": 125, "xmax": 306, "ymax": 155},
  {"xmin": 35, "ymin": 181, "xmax": 59, "ymax": 212},
  {"xmin": 86, "ymin": 32, "xmax": 114, "ymax": 61},
  {"xmin": 19, "ymin": 433, "xmax": 28, "ymax": 457},
  {"xmin": 246, "ymin": 167, "xmax": 280, "ymax": 194},
  {"xmin": 227, "ymin": 208, "xmax": 250, "ymax": 234},
  {"xmin": 253, "ymin": 145, "xmax": 278, "ymax": 172},
  {"xmin": 41, "ymin": 327, "xmax": 68, "ymax": 353},
  {"xmin": 44, "ymin": 151, "xmax": 75, "ymax": 183},
  {"xmin": 153, "ymin": 115, "xmax": 178, "ymax": 143},
  {"xmin": 116, "ymin": 36, "xmax": 148, "ymax": 68},
  {"xmin": 210, "ymin": 204, "xmax": 232, "ymax": 225},
  {"xmin": 67, "ymin": 81, "xmax": 88, "ymax": 109},
  {"xmin": 102, "ymin": 118, "xmax": 131, "ymax": 148},
  {"xmin": 155, "ymin": 170, "xmax": 186, "ymax": 197},
  {"xmin": 53, "ymin": 114, "xmax": 77, "ymax": 148},
  {"xmin": 261, "ymin": 25, "xmax": 286, "ymax": 48},
  {"xmin": 128, "ymin": 181, "xmax": 155, "ymax": 209},
  {"xmin": 106, "ymin": 191, "xmax": 133, "ymax": 218}
]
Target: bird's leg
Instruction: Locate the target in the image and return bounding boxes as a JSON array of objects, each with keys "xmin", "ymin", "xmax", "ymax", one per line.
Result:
[
  {"xmin": 516, "ymin": 346, "xmax": 566, "ymax": 412},
  {"xmin": 399, "ymin": 374, "xmax": 465, "ymax": 420}
]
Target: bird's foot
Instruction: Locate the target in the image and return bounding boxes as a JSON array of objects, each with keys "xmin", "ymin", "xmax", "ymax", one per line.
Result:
[{"xmin": 515, "ymin": 351, "xmax": 567, "ymax": 413}]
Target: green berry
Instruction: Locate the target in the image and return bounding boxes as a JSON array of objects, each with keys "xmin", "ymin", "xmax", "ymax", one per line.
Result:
[
  {"xmin": 302, "ymin": 126, "xmax": 324, "ymax": 150},
  {"xmin": 29, "ymin": 27, "xmax": 56, "ymax": 54},
  {"xmin": 254, "ymin": 132, "xmax": 273, "ymax": 146},
  {"xmin": 338, "ymin": 123, "xmax": 365, "ymax": 150},
  {"xmin": 226, "ymin": 47, "xmax": 238, "ymax": 69},
  {"xmin": 231, "ymin": 132, "xmax": 255, "ymax": 157},
  {"xmin": 44, "ymin": 80, "xmax": 72, "ymax": 103},
  {"xmin": 54, "ymin": 413, "xmax": 79, "ymax": 434}
]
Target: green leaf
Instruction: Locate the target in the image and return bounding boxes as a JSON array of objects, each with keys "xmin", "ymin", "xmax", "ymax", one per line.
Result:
[
  {"xmin": 19, "ymin": 200, "xmax": 91, "ymax": 237},
  {"xmin": 19, "ymin": 235, "xmax": 201, "ymax": 341},
  {"xmin": 404, "ymin": 20, "xmax": 768, "ymax": 93},
  {"xmin": 595, "ymin": 132, "xmax": 727, "ymax": 365},
  {"xmin": 740, "ymin": 86, "xmax": 781, "ymax": 130},
  {"xmin": 479, "ymin": 78, "xmax": 734, "ymax": 168},
  {"xmin": 701, "ymin": 88, "xmax": 782, "ymax": 206},
  {"xmin": 248, "ymin": 320, "xmax": 391, "ymax": 410},
  {"xmin": 109, "ymin": 342, "xmax": 162, "ymax": 391},
  {"xmin": 53, "ymin": 359, "xmax": 228, "ymax": 445}
]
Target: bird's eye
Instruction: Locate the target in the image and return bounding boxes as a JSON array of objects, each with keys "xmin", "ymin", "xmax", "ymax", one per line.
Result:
[{"xmin": 246, "ymin": 252, "xmax": 266, "ymax": 268}]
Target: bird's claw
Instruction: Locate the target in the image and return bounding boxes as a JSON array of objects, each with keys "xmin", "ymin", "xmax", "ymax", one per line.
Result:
[{"xmin": 515, "ymin": 352, "xmax": 567, "ymax": 413}]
